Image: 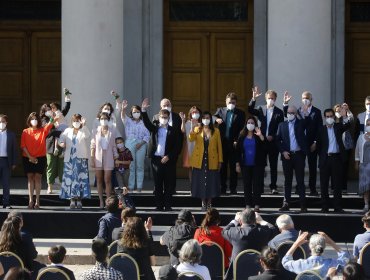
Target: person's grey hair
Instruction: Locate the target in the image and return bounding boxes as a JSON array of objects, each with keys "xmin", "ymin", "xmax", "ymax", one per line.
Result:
[
  {"xmin": 309, "ymin": 234, "xmax": 326, "ymax": 256},
  {"xmin": 276, "ymin": 214, "xmax": 294, "ymax": 230},
  {"xmin": 365, "ymin": 96, "xmax": 370, "ymax": 102},
  {"xmin": 302, "ymin": 91, "xmax": 312, "ymax": 99},
  {"xmin": 288, "ymin": 106, "xmax": 297, "ymax": 114},
  {"xmin": 241, "ymin": 208, "xmax": 256, "ymax": 225},
  {"xmin": 179, "ymin": 239, "xmax": 202, "ymax": 265}
]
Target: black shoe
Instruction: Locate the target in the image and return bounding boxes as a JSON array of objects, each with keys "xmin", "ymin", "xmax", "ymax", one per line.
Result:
[
  {"xmin": 2, "ymin": 205, "xmax": 12, "ymax": 209},
  {"xmin": 155, "ymin": 207, "xmax": 164, "ymax": 211},
  {"xmin": 334, "ymin": 208, "xmax": 345, "ymax": 213},
  {"xmin": 230, "ymin": 190, "xmax": 237, "ymax": 195},
  {"xmin": 279, "ymin": 204, "xmax": 289, "ymax": 211},
  {"xmin": 309, "ymin": 191, "xmax": 319, "ymax": 196},
  {"xmin": 321, "ymin": 208, "xmax": 329, "ymax": 213},
  {"xmin": 164, "ymin": 207, "xmax": 173, "ymax": 212},
  {"xmin": 221, "ymin": 189, "xmax": 227, "ymax": 195}
]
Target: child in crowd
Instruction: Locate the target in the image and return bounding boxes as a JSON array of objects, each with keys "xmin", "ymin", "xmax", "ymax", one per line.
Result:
[{"xmin": 114, "ymin": 137, "xmax": 133, "ymax": 189}]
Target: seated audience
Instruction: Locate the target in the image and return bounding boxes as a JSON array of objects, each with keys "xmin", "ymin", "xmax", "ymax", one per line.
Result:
[
  {"xmin": 38, "ymin": 245, "xmax": 75, "ymax": 280},
  {"xmin": 111, "ymin": 207, "xmax": 136, "ymax": 241},
  {"xmin": 326, "ymin": 262, "xmax": 365, "ymax": 280},
  {"xmin": 248, "ymin": 247, "xmax": 287, "ymax": 280},
  {"xmin": 268, "ymin": 214, "xmax": 310, "ymax": 257},
  {"xmin": 95, "ymin": 196, "xmax": 121, "ymax": 244},
  {"xmin": 4, "ymin": 267, "xmax": 31, "ymax": 280},
  {"xmin": 80, "ymin": 239, "xmax": 123, "ymax": 280},
  {"xmin": 160, "ymin": 209, "xmax": 197, "ymax": 266},
  {"xmin": 353, "ymin": 211, "xmax": 370, "ymax": 261},
  {"xmin": 176, "ymin": 239, "xmax": 211, "ymax": 280},
  {"xmin": 193, "ymin": 208, "xmax": 232, "ymax": 268},
  {"xmin": 117, "ymin": 216, "xmax": 155, "ymax": 280},
  {"xmin": 158, "ymin": 264, "xmax": 178, "ymax": 280},
  {"xmin": 282, "ymin": 232, "xmax": 349, "ymax": 278}
]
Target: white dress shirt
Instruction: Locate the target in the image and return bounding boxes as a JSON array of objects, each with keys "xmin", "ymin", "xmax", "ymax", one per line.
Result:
[
  {"xmin": 327, "ymin": 126, "xmax": 339, "ymax": 153},
  {"xmin": 266, "ymin": 107, "xmax": 273, "ymax": 136},
  {"xmin": 0, "ymin": 130, "xmax": 7, "ymax": 157}
]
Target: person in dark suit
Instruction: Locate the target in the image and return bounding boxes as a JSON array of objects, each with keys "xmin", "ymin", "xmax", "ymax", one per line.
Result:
[
  {"xmin": 142, "ymin": 98, "xmax": 180, "ymax": 211},
  {"xmin": 0, "ymin": 114, "xmax": 17, "ymax": 209},
  {"xmin": 283, "ymin": 91, "xmax": 322, "ymax": 196},
  {"xmin": 276, "ymin": 105, "xmax": 309, "ymax": 212},
  {"xmin": 313, "ymin": 108, "xmax": 350, "ymax": 213},
  {"xmin": 214, "ymin": 92, "xmax": 246, "ymax": 194},
  {"xmin": 95, "ymin": 196, "xmax": 121, "ymax": 244},
  {"xmin": 38, "ymin": 245, "xmax": 76, "ymax": 280},
  {"xmin": 111, "ymin": 207, "xmax": 136, "ymax": 241},
  {"xmin": 248, "ymin": 87, "xmax": 284, "ymax": 194}
]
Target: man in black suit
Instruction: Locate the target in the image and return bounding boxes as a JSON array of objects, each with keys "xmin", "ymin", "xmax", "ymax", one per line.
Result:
[
  {"xmin": 214, "ymin": 92, "xmax": 246, "ymax": 194},
  {"xmin": 313, "ymin": 108, "xmax": 350, "ymax": 213},
  {"xmin": 38, "ymin": 245, "xmax": 76, "ymax": 280},
  {"xmin": 248, "ymin": 87, "xmax": 284, "ymax": 194},
  {"xmin": 152, "ymin": 98, "xmax": 183, "ymax": 193},
  {"xmin": 142, "ymin": 98, "xmax": 180, "ymax": 211},
  {"xmin": 283, "ymin": 91, "xmax": 323, "ymax": 196},
  {"xmin": 0, "ymin": 114, "xmax": 17, "ymax": 208},
  {"xmin": 276, "ymin": 106, "xmax": 309, "ymax": 212}
]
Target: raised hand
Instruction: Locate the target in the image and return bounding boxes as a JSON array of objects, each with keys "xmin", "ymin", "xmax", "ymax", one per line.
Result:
[
  {"xmin": 340, "ymin": 107, "xmax": 347, "ymax": 117},
  {"xmin": 179, "ymin": 112, "xmax": 186, "ymax": 121},
  {"xmin": 283, "ymin": 91, "xmax": 292, "ymax": 103},
  {"xmin": 254, "ymin": 127, "xmax": 262, "ymax": 137},
  {"xmin": 252, "ymin": 86, "xmax": 262, "ymax": 100},
  {"xmin": 111, "ymin": 90, "xmax": 119, "ymax": 99},
  {"xmin": 141, "ymin": 98, "xmax": 150, "ymax": 110},
  {"xmin": 145, "ymin": 217, "xmax": 153, "ymax": 231},
  {"xmin": 63, "ymin": 88, "xmax": 72, "ymax": 95},
  {"xmin": 81, "ymin": 117, "xmax": 86, "ymax": 126},
  {"xmin": 121, "ymin": 100, "xmax": 128, "ymax": 110}
]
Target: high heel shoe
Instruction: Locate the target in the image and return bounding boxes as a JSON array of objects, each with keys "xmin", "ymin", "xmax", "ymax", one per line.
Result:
[
  {"xmin": 28, "ymin": 201, "xmax": 34, "ymax": 209},
  {"xmin": 34, "ymin": 204, "xmax": 40, "ymax": 209}
]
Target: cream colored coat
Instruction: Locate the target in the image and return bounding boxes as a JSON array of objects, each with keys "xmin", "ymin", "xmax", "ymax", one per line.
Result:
[{"xmin": 60, "ymin": 126, "xmax": 91, "ymax": 162}]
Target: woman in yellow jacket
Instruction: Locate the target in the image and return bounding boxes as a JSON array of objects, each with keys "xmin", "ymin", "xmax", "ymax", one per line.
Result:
[{"xmin": 189, "ymin": 111, "xmax": 223, "ymax": 210}]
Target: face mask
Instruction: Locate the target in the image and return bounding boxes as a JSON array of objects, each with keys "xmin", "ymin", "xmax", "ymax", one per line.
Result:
[
  {"xmin": 45, "ymin": 110, "xmax": 53, "ymax": 117},
  {"xmin": 0, "ymin": 123, "xmax": 6, "ymax": 130},
  {"xmin": 132, "ymin": 112, "xmax": 141, "ymax": 119},
  {"xmin": 335, "ymin": 112, "xmax": 341, "ymax": 119},
  {"xmin": 163, "ymin": 106, "xmax": 171, "ymax": 112},
  {"xmin": 30, "ymin": 120, "xmax": 38, "ymax": 127},
  {"xmin": 202, "ymin": 119, "xmax": 210, "ymax": 126},
  {"xmin": 100, "ymin": 119, "xmax": 108, "ymax": 126},
  {"xmin": 302, "ymin": 99, "xmax": 311, "ymax": 106},
  {"xmin": 325, "ymin": 117, "xmax": 335, "ymax": 125},
  {"xmin": 266, "ymin": 99, "xmax": 275, "ymax": 107},
  {"xmin": 287, "ymin": 113, "xmax": 295, "ymax": 121},
  {"xmin": 366, "ymin": 104, "xmax": 370, "ymax": 112},
  {"xmin": 117, "ymin": 143, "xmax": 124, "ymax": 149},
  {"xmin": 227, "ymin": 103, "xmax": 235, "ymax": 110},
  {"xmin": 191, "ymin": 113, "xmax": 200, "ymax": 120},
  {"xmin": 365, "ymin": 126, "xmax": 370, "ymax": 133},
  {"xmin": 159, "ymin": 117, "xmax": 168, "ymax": 125},
  {"xmin": 246, "ymin": 124, "xmax": 255, "ymax": 131},
  {"xmin": 72, "ymin": 122, "xmax": 81, "ymax": 129},
  {"xmin": 102, "ymin": 109, "xmax": 111, "ymax": 115}
]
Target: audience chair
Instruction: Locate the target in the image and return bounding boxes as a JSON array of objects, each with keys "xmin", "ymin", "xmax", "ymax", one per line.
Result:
[
  {"xmin": 0, "ymin": 251, "xmax": 24, "ymax": 279},
  {"xmin": 277, "ymin": 241, "xmax": 306, "ymax": 260},
  {"xmin": 200, "ymin": 241, "xmax": 225, "ymax": 280},
  {"xmin": 109, "ymin": 253, "xmax": 140, "ymax": 280},
  {"xmin": 36, "ymin": 267, "xmax": 71, "ymax": 280},
  {"xmin": 108, "ymin": 240, "xmax": 119, "ymax": 258},
  {"xmin": 178, "ymin": 271, "xmax": 205, "ymax": 280},
  {"xmin": 295, "ymin": 270, "xmax": 323, "ymax": 280},
  {"xmin": 359, "ymin": 242, "xmax": 370, "ymax": 279},
  {"xmin": 233, "ymin": 249, "xmax": 262, "ymax": 280}
]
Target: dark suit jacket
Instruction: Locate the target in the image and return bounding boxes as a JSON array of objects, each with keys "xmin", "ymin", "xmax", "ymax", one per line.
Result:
[
  {"xmin": 38, "ymin": 265, "xmax": 76, "ymax": 280},
  {"xmin": 19, "ymin": 231, "xmax": 38, "ymax": 271},
  {"xmin": 248, "ymin": 101, "xmax": 284, "ymax": 138},
  {"xmin": 276, "ymin": 119, "xmax": 309, "ymax": 155},
  {"xmin": 283, "ymin": 105, "xmax": 322, "ymax": 146},
  {"xmin": 213, "ymin": 107, "xmax": 246, "ymax": 142},
  {"xmin": 96, "ymin": 212, "xmax": 121, "ymax": 244},
  {"xmin": 4, "ymin": 130, "xmax": 17, "ymax": 168},
  {"xmin": 236, "ymin": 133, "xmax": 266, "ymax": 166},
  {"xmin": 111, "ymin": 226, "xmax": 124, "ymax": 242},
  {"xmin": 248, "ymin": 270, "xmax": 288, "ymax": 280},
  {"xmin": 142, "ymin": 112, "xmax": 180, "ymax": 162},
  {"xmin": 316, "ymin": 121, "xmax": 351, "ymax": 168}
]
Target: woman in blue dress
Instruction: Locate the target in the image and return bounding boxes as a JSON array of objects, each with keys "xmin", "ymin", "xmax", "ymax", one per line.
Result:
[{"xmin": 59, "ymin": 114, "xmax": 91, "ymax": 208}]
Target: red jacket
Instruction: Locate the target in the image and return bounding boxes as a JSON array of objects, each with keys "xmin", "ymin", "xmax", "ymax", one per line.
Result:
[{"xmin": 194, "ymin": 225, "xmax": 233, "ymax": 268}]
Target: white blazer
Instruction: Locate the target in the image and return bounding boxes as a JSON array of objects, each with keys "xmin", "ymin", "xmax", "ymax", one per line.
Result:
[
  {"xmin": 355, "ymin": 134, "xmax": 370, "ymax": 163},
  {"xmin": 60, "ymin": 126, "xmax": 91, "ymax": 162}
]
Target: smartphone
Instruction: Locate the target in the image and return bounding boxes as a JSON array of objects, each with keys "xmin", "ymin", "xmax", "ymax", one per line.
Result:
[{"xmin": 336, "ymin": 264, "xmax": 343, "ymax": 274}]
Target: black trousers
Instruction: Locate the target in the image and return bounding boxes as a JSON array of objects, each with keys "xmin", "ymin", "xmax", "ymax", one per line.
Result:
[
  {"xmin": 265, "ymin": 140, "xmax": 279, "ymax": 189},
  {"xmin": 151, "ymin": 156, "xmax": 174, "ymax": 209},
  {"xmin": 241, "ymin": 165, "xmax": 264, "ymax": 207},
  {"xmin": 320, "ymin": 154, "xmax": 343, "ymax": 209},
  {"xmin": 281, "ymin": 151, "xmax": 306, "ymax": 206},
  {"xmin": 307, "ymin": 149, "xmax": 318, "ymax": 192},
  {"xmin": 220, "ymin": 139, "xmax": 238, "ymax": 192}
]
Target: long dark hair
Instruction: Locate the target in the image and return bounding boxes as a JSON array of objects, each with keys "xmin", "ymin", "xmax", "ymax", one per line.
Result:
[
  {"xmin": 239, "ymin": 115, "xmax": 257, "ymax": 138},
  {"xmin": 0, "ymin": 216, "xmax": 22, "ymax": 253},
  {"xmin": 120, "ymin": 217, "xmax": 148, "ymax": 249},
  {"xmin": 130, "ymin": 105, "xmax": 142, "ymax": 120},
  {"xmin": 201, "ymin": 111, "xmax": 215, "ymax": 135},
  {"xmin": 97, "ymin": 102, "xmax": 114, "ymax": 118},
  {"xmin": 200, "ymin": 208, "xmax": 221, "ymax": 235}
]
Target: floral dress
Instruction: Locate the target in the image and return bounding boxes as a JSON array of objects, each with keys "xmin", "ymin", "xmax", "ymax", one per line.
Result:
[{"xmin": 60, "ymin": 134, "xmax": 91, "ymax": 199}]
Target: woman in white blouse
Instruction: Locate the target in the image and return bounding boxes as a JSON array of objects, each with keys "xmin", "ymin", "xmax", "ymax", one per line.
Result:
[{"xmin": 120, "ymin": 100, "xmax": 150, "ymax": 192}]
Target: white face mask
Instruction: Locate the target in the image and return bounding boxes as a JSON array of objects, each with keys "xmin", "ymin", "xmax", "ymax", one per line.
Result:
[
  {"xmin": 365, "ymin": 126, "xmax": 370, "ymax": 133},
  {"xmin": 159, "ymin": 117, "xmax": 168, "ymax": 125},
  {"xmin": 163, "ymin": 106, "xmax": 171, "ymax": 112},
  {"xmin": 335, "ymin": 112, "xmax": 341, "ymax": 119},
  {"xmin": 191, "ymin": 113, "xmax": 200, "ymax": 120},
  {"xmin": 72, "ymin": 122, "xmax": 81, "ymax": 129},
  {"xmin": 266, "ymin": 99, "xmax": 275, "ymax": 107},
  {"xmin": 227, "ymin": 103, "xmax": 235, "ymax": 110},
  {"xmin": 132, "ymin": 112, "xmax": 141, "ymax": 119},
  {"xmin": 366, "ymin": 104, "xmax": 370, "ymax": 112},
  {"xmin": 45, "ymin": 110, "xmax": 53, "ymax": 117},
  {"xmin": 246, "ymin": 124, "xmax": 255, "ymax": 131},
  {"xmin": 0, "ymin": 123, "xmax": 6, "ymax": 130},
  {"xmin": 117, "ymin": 143, "xmax": 124, "ymax": 149},
  {"xmin": 302, "ymin": 99, "xmax": 311, "ymax": 106},
  {"xmin": 30, "ymin": 119, "xmax": 38, "ymax": 127},
  {"xmin": 202, "ymin": 119, "xmax": 210, "ymax": 126},
  {"xmin": 100, "ymin": 119, "xmax": 108, "ymax": 126},
  {"xmin": 102, "ymin": 109, "xmax": 111, "ymax": 115},
  {"xmin": 325, "ymin": 117, "xmax": 335, "ymax": 125},
  {"xmin": 287, "ymin": 113, "xmax": 295, "ymax": 121}
]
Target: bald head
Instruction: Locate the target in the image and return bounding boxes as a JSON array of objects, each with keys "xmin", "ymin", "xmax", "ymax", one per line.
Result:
[{"xmin": 287, "ymin": 106, "xmax": 297, "ymax": 114}]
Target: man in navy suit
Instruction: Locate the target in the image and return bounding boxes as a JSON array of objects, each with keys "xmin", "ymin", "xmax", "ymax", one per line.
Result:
[
  {"xmin": 248, "ymin": 87, "xmax": 284, "ymax": 194},
  {"xmin": 283, "ymin": 91, "xmax": 322, "ymax": 196},
  {"xmin": 0, "ymin": 114, "xmax": 17, "ymax": 208},
  {"xmin": 276, "ymin": 106, "xmax": 309, "ymax": 212},
  {"xmin": 214, "ymin": 92, "xmax": 246, "ymax": 194}
]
